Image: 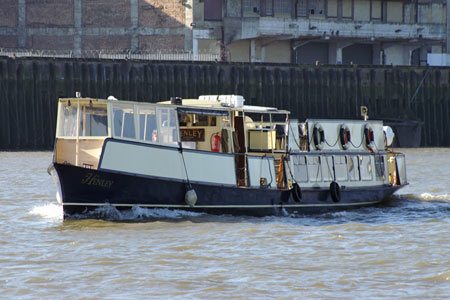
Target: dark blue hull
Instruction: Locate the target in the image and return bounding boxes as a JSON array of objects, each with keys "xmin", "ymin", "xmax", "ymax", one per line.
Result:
[{"xmin": 54, "ymin": 163, "xmax": 403, "ymax": 219}]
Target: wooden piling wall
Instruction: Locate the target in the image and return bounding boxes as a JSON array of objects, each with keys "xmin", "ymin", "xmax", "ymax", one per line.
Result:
[{"xmin": 0, "ymin": 56, "xmax": 449, "ymax": 150}]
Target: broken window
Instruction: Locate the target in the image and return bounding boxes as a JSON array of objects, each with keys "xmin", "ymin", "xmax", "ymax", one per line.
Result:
[
  {"xmin": 243, "ymin": 0, "xmax": 260, "ymax": 16},
  {"xmin": 308, "ymin": 0, "xmax": 325, "ymax": 16}
]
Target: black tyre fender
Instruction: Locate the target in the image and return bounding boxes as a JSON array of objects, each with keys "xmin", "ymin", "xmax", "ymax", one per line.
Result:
[
  {"xmin": 292, "ymin": 182, "xmax": 302, "ymax": 202},
  {"xmin": 330, "ymin": 181, "xmax": 341, "ymax": 202}
]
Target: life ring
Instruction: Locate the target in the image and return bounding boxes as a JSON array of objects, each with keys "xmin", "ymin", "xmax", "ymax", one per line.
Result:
[
  {"xmin": 313, "ymin": 123, "xmax": 325, "ymax": 150},
  {"xmin": 339, "ymin": 124, "xmax": 351, "ymax": 150},
  {"xmin": 292, "ymin": 182, "xmax": 302, "ymax": 202},
  {"xmin": 330, "ymin": 181, "xmax": 341, "ymax": 202},
  {"xmin": 364, "ymin": 125, "xmax": 376, "ymax": 151}
]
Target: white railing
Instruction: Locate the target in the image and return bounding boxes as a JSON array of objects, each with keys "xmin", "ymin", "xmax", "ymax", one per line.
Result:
[
  {"xmin": 0, "ymin": 48, "xmax": 223, "ymax": 62},
  {"xmin": 0, "ymin": 48, "xmax": 73, "ymax": 58}
]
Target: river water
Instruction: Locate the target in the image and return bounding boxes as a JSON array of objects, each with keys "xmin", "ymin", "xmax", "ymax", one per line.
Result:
[{"xmin": 0, "ymin": 149, "xmax": 449, "ymax": 299}]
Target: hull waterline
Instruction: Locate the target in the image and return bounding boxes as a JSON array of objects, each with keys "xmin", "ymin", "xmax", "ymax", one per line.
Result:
[{"xmin": 54, "ymin": 163, "xmax": 403, "ymax": 218}]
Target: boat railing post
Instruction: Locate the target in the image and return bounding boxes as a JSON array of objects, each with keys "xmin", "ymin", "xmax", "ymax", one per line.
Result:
[
  {"xmin": 229, "ymin": 110, "xmax": 234, "ymax": 154},
  {"xmin": 242, "ymin": 111, "xmax": 249, "ymax": 186},
  {"xmin": 269, "ymin": 113, "xmax": 274, "ymax": 158},
  {"xmin": 75, "ymin": 100, "xmax": 81, "ymax": 167}
]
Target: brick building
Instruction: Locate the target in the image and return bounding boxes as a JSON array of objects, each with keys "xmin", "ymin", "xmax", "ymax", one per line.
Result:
[{"xmin": 0, "ymin": 0, "xmax": 448, "ymax": 65}]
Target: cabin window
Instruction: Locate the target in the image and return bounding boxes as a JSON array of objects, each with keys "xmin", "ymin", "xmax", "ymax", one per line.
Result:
[
  {"xmin": 58, "ymin": 102, "xmax": 78, "ymax": 137},
  {"xmin": 359, "ymin": 155, "xmax": 373, "ymax": 181},
  {"xmin": 157, "ymin": 108, "xmax": 178, "ymax": 145},
  {"xmin": 374, "ymin": 155, "xmax": 385, "ymax": 180},
  {"xmin": 347, "ymin": 155, "xmax": 360, "ymax": 181},
  {"xmin": 193, "ymin": 114, "xmax": 209, "ymax": 126},
  {"xmin": 334, "ymin": 155, "xmax": 348, "ymax": 181},
  {"xmin": 78, "ymin": 104, "xmax": 108, "ymax": 137},
  {"xmin": 137, "ymin": 106, "xmax": 158, "ymax": 142},
  {"xmin": 112, "ymin": 104, "xmax": 136, "ymax": 139}
]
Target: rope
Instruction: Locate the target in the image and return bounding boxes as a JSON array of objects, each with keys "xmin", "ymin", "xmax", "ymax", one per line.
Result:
[
  {"xmin": 285, "ymin": 155, "xmax": 297, "ymax": 185},
  {"xmin": 179, "ymin": 144, "xmax": 192, "ymax": 189},
  {"xmin": 288, "ymin": 123, "xmax": 302, "ymax": 150},
  {"xmin": 324, "ymin": 136, "xmax": 339, "ymax": 147},
  {"xmin": 348, "ymin": 135, "xmax": 365, "ymax": 149},
  {"xmin": 324, "ymin": 156, "xmax": 336, "ymax": 181}
]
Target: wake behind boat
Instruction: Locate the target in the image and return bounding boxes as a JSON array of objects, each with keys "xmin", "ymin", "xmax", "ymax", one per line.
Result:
[{"xmin": 48, "ymin": 94, "xmax": 407, "ymax": 218}]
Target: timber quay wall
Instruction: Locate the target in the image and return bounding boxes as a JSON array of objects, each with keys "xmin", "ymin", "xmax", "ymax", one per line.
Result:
[{"xmin": 0, "ymin": 56, "xmax": 449, "ymax": 150}]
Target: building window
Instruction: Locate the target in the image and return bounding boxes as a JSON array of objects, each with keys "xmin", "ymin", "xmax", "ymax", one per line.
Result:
[
  {"xmin": 297, "ymin": 0, "xmax": 308, "ymax": 17},
  {"xmin": 327, "ymin": 0, "xmax": 338, "ymax": 18},
  {"xmin": 274, "ymin": 0, "xmax": 291, "ymax": 15},
  {"xmin": 342, "ymin": 0, "xmax": 353, "ymax": 19},
  {"xmin": 386, "ymin": 1, "xmax": 403, "ymax": 23},
  {"xmin": 204, "ymin": 0, "xmax": 222, "ymax": 21},
  {"xmin": 261, "ymin": 0, "xmax": 274, "ymax": 16},
  {"xmin": 371, "ymin": 0, "xmax": 382, "ymax": 21},
  {"xmin": 417, "ymin": 4, "xmax": 429, "ymax": 24},
  {"xmin": 243, "ymin": 0, "xmax": 261, "ymax": 16},
  {"xmin": 309, "ymin": 0, "xmax": 325, "ymax": 16}
]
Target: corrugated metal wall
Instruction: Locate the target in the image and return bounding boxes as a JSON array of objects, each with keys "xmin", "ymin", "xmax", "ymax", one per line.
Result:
[{"xmin": 0, "ymin": 56, "xmax": 449, "ymax": 150}]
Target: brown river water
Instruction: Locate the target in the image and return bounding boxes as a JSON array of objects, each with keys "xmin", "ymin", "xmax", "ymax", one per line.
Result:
[{"xmin": 0, "ymin": 149, "xmax": 449, "ymax": 299}]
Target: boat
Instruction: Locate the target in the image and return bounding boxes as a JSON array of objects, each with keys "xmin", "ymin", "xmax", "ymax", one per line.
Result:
[{"xmin": 48, "ymin": 94, "xmax": 408, "ymax": 218}]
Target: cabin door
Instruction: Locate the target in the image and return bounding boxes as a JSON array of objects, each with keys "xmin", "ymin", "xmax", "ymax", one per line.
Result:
[{"xmin": 234, "ymin": 116, "xmax": 247, "ymax": 186}]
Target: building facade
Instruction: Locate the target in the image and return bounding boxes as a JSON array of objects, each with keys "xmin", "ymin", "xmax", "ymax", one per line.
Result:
[{"xmin": 0, "ymin": 0, "xmax": 448, "ymax": 65}]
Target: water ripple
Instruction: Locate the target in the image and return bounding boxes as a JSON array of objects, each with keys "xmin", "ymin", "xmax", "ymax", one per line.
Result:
[{"xmin": 1, "ymin": 149, "xmax": 450, "ymax": 299}]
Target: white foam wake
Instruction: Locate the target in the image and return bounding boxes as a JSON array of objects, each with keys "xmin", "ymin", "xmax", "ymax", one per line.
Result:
[
  {"xmin": 86, "ymin": 205, "xmax": 205, "ymax": 221},
  {"xmin": 419, "ymin": 193, "xmax": 450, "ymax": 201},
  {"xmin": 402, "ymin": 193, "xmax": 450, "ymax": 202},
  {"xmin": 29, "ymin": 203, "xmax": 63, "ymax": 220}
]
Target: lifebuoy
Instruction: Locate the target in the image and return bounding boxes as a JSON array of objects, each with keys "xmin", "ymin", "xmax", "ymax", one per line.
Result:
[
  {"xmin": 339, "ymin": 124, "xmax": 351, "ymax": 150},
  {"xmin": 364, "ymin": 125, "xmax": 376, "ymax": 152},
  {"xmin": 330, "ymin": 181, "xmax": 341, "ymax": 202},
  {"xmin": 313, "ymin": 123, "xmax": 325, "ymax": 150},
  {"xmin": 292, "ymin": 182, "xmax": 302, "ymax": 202}
]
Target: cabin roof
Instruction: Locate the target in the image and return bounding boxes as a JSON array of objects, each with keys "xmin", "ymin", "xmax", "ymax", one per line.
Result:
[
  {"xmin": 59, "ymin": 97, "xmax": 290, "ymax": 114},
  {"xmin": 157, "ymin": 99, "xmax": 289, "ymax": 114}
]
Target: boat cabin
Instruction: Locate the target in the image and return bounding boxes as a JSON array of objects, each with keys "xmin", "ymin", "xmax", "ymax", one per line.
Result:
[{"xmin": 53, "ymin": 95, "xmax": 407, "ymax": 192}]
